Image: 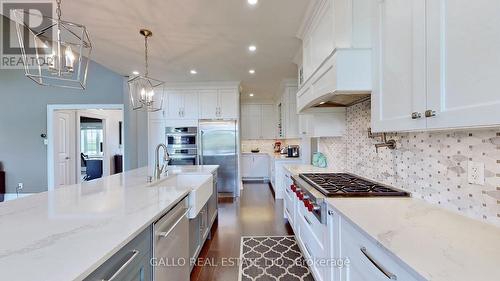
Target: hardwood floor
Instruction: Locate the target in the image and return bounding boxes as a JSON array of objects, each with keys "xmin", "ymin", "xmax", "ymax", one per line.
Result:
[{"xmin": 190, "ymin": 182, "xmax": 293, "ymax": 281}]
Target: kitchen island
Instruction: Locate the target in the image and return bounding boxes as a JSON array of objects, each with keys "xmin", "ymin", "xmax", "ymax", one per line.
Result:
[{"xmin": 0, "ymin": 165, "xmax": 218, "ymax": 281}]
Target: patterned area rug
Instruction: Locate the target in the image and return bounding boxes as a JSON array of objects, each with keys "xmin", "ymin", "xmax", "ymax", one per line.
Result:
[{"xmin": 238, "ymin": 236, "xmax": 314, "ymax": 281}]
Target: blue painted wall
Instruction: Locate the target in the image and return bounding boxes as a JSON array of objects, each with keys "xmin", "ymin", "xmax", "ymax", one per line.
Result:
[{"xmin": 0, "ymin": 61, "xmax": 125, "ymax": 193}]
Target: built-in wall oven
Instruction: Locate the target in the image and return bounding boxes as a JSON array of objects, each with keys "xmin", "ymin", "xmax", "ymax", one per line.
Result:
[{"xmin": 166, "ymin": 127, "xmax": 198, "ymax": 165}]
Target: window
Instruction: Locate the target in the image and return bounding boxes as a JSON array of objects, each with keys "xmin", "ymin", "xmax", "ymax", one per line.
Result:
[{"xmin": 81, "ymin": 127, "xmax": 103, "ymax": 156}]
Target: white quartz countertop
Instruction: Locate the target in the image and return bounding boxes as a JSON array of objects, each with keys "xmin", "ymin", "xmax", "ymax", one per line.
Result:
[
  {"xmin": 241, "ymin": 152, "xmax": 302, "ymax": 161},
  {"xmin": 283, "ymin": 164, "xmax": 339, "ymax": 175},
  {"xmin": 327, "ymin": 197, "xmax": 500, "ymax": 281},
  {"xmin": 0, "ymin": 165, "xmax": 218, "ymax": 281}
]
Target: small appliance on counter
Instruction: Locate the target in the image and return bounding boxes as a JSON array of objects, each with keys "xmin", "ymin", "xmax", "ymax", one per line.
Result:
[
  {"xmin": 280, "ymin": 147, "xmax": 288, "ymax": 155},
  {"xmin": 312, "ymin": 152, "xmax": 327, "ymax": 168},
  {"xmin": 251, "ymin": 148, "xmax": 260, "ymax": 153},
  {"xmin": 287, "ymin": 145, "xmax": 300, "ymax": 158},
  {"xmin": 273, "ymin": 141, "xmax": 282, "ymax": 153}
]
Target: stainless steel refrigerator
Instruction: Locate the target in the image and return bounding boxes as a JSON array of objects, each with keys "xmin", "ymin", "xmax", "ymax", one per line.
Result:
[{"xmin": 199, "ymin": 120, "xmax": 238, "ymax": 197}]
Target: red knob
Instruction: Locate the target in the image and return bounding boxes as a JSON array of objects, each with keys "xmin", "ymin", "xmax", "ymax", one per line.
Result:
[
  {"xmin": 298, "ymin": 192, "xmax": 304, "ymax": 200},
  {"xmin": 303, "ymin": 199, "xmax": 310, "ymax": 208},
  {"xmin": 291, "ymin": 185, "xmax": 296, "ymax": 192},
  {"xmin": 307, "ymin": 204, "xmax": 314, "ymax": 212}
]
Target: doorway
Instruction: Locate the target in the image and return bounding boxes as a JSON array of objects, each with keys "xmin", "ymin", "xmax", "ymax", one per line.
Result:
[
  {"xmin": 47, "ymin": 104, "xmax": 124, "ymax": 190},
  {"xmin": 79, "ymin": 116, "xmax": 104, "ymax": 181}
]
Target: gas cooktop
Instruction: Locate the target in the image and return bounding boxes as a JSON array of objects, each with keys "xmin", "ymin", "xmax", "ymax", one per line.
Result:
[{"xmin": 299, "ymin": 173, "xmax": 410, "ymax": 197}]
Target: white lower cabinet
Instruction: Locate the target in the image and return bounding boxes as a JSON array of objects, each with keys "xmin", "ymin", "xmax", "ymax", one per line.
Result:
[
  {"xmin": 338, "ymin": 211, "xmax": 424, "ymax": 281},
  {"xmin": 241, "ymin": 154, "xmax": 269, "ymax": 179},
  {"xmin": 294, "ymin": 198, "xmax": 329, "ymax": 281},
  {"xmin": 273, "ymin": 160, "xmax": 301, "ymax": 199}
]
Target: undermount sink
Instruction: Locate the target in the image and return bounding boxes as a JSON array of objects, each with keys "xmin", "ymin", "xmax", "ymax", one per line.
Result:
[{"xmin": 155, "ymin": 174, "xmax": 213, "ymax": 219}]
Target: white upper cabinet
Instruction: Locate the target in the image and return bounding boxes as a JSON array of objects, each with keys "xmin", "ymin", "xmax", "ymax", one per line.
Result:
[
  {"xmin": 148, "ymin": 91, "xmax": 167, "ymax": 120},
  {"xmin": 371, "ymin": 0, "xmax": 426, "ymax": 132},
  {"xmin": 199, "ymin": 89, "xmax": 219, "ymax": 119},
  {"xmin": 372, "ymin": 0, "xmax": 500, "ymax": 132},
  {"xmin": 261, "ymin": 104, "xmax": 276, "ymax": 139},
  {"xmin": 199, "ymin": 89, "xmax": 239, "ymax": 119},
  {"xmin": 217, "ymin": 89, "xmax": 239, "ymax": 119},
  {"xmin": 425, "ymin": 0, "xmax": 500, "ymax": 129},
  {"xmin": 241, "ymin": 104, "xmax": 276, "ymax": 140},
  {"xmin": 296, "ymin": 0, "xmax": 374, "ymax": 112},
  {"xmin": 166, "ymin": 90, "xmax": 199, "ymax": 120},
  {"xmin": 241, "ymin": 104, "xmax": 262, "ymax": 140},
  {"xmin": 283, "ymin": 86, "xmax": 300, "ymax": 138}
]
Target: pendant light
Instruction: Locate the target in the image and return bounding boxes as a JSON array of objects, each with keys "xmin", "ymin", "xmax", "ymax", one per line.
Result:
[
  {"xmin": 128, "ymin": 29, "xmax": 164, "ymax": 112},
  {"xmin": 14, "ymin": 0, "xmax": 92, "ymax": 89}
]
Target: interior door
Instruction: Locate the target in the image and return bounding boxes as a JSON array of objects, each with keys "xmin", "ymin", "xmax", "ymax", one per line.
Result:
[
  {"xmin": 54, "ymin": 110, "xmax": 76, "ymax": 187},
  {"xmin": 371, "ymin": 0, "xmax": 427, "ymax": 132},
  {"xmin": 198, "ymin": 90, "xmax": 219, "ymax": 119},
  {"xmin": 218, "ymin": 89, "xmax": 238, "ymax": 118},
  {"xmin": 426, "ymin": 0, "xmax": 500, "ymax": 129}
]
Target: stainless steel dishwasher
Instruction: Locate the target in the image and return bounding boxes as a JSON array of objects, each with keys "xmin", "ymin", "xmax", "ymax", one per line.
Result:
[{"xmin": 153, "ymin": 196, "xmax": 190, "ymax": 281}]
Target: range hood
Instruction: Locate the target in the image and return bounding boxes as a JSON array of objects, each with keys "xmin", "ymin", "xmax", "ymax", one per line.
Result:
[{"xmin": 297, "ymin": 48, "xmax": 372, "ymax": 112}]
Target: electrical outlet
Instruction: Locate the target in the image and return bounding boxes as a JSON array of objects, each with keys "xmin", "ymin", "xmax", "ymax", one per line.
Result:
[
  {"xmin": 468, "ymin": 161, "xmax": 485, "ymax": 185},
  {"xmin": 17, "ymin": 183, "xmax": 23, "ymax": 191}
]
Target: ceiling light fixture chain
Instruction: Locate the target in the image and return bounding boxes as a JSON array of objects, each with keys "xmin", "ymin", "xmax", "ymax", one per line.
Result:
[
  {"xmin": 144, "ymin": 32, "xmax": 149, "ymax": 77},
  {"xmin": 127, "ymin": 29, "xmax": 164, "ymax": 112},
  {"xmin": 55, "ymin": 0, "xmax": 62, "ymax": 21}
]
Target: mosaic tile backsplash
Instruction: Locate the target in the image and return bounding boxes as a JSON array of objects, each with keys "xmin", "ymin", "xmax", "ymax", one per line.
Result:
[
  {"xmin": 318, "ymin": 100, "xmax": 500, "ymax": 227},
  {"xmin": 241, "ymin": 139, "xmax": 300, "ymax": 154}
]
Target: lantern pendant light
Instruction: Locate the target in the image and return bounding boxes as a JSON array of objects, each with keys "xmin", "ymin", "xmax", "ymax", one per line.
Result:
[
  {"xmin": 14, "ymin": 0, "xmax": 92, "ymax": 89},
  {"xmin": 128, "ymin": 29, "xmax": 164, "ymax": 112}
]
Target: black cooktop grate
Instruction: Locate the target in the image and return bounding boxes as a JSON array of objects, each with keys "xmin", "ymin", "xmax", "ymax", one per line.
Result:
[{"xmin": 299, "ymin": 173, "xmax": 410, "ymax": 197}]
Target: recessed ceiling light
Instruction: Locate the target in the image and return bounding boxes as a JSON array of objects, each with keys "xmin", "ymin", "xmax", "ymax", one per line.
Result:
[
  {"xmin": 249, "ymin": 93, "xmax": 254, "ymax": 97},
  {"xmin": 248, "ymin": 45, "xmax": 257, "ymax": 52},
  {"xmin": 132, "ymin": 70, "xmax": 139, "ymax": 75},
  {"xmin": 190, "ymin": 69, "xmax": 197, "ymax": 75},
  {"xmin": 249, "ymin": 69, "xmax": 255, "ymax": 74},
  {"xmin": 248, "ymin": 0, "xmax": 258, "ymax": 5}
]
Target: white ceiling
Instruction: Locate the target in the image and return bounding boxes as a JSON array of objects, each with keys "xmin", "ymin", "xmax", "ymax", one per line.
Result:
[{"xmin": 61, "ymin": 0, "xmax": 310, "ymax": 100}]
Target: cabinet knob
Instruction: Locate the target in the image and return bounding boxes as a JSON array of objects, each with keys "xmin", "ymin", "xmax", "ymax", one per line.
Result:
[
  {"xmin": 411, "ymin": 112, "xmax": 422, "ymax": 119},
  {"xmin": 425, "ymin": 110, "xmax": 437, "ymax": 118}
]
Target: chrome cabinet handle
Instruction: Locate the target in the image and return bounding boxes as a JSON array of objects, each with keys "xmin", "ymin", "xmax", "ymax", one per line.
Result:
[
  {"xmin": 411, "ymin": 112, "xmax": 422, "ymax": 119},
  {"xmin": 304, "ymin": 242, "xmax": 312, "ymax": 257},
  {"xmin": 199, "ymin": 131, "xmax": 204, "ymax": 165},
  {"xmin": 425, "ymin": 110, "xmax": 436, "ymax": 118},
  {"xmin": 303, "ymin": 215, "xmax": 312, "ymax": 225},
  {"xmin": 157, "ymin": 208, "xmax": 191, "ymax": 238},
  {"xmin": 360, "ymin": 247, "xmax": 397, "ymax": 280},
  {"xmin": 102, "ymin": 250, "xmax": 140, "ymax": 281}
]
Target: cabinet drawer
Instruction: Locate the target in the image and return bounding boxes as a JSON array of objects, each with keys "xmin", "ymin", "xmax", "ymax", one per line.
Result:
[
  {"xmin": 298, "ymin": 203, "xmax": 328, "ymax": 253},
  {"xmin": 283, "ymin": 186, "xmax": 294, "ymax": 226},
  {"xmin": 84, "ymin": 227, "xmax": 152, "ymax": 281},
  {"xmin": 297, "ymin": 206, "xmax": 328, "ymax": 281},
  {"xmin": 341, "ymin": 219, "xmax": 424, "ymax": 281}
]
